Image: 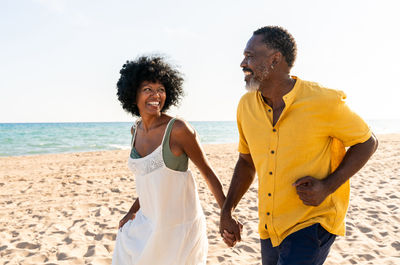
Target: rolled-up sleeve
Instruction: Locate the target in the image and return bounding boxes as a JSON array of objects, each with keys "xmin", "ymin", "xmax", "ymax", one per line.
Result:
[
  {"xmin": 237, "ymin": 98, "xmax": 250, "ymax": 154},
  {"xmin": 329, "ymin": 91, "xmax": 372, "ymax": 147}
]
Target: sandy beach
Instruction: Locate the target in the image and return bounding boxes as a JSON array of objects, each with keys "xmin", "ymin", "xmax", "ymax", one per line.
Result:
[{"xmin": 0, "ymin": 134, "xmax": 399, "ymax": 264}]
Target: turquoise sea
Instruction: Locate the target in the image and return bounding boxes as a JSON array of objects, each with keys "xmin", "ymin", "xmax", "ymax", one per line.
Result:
[
  {"xmin": 0, "ymin": 121, "xmax": 238, "ymax": 157},
  {"xmin": 0, "ymin": 120, "xmax": 399, "ymax": 157}
]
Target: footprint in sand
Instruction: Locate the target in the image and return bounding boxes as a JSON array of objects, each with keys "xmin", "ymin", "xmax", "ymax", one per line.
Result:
[
  {"xmin": 103, "ymin": 233, "xmax": 116, "ymax": 241},
  {"xmin": 68, "ymin": 219, "xmax": 84, "ymax": 229},
  {"xmin": 84, "ymin": 230, "xmax": 96, "ymax": 237},
  {"xmin": 83, "ymin": 244, "xmax": 110, "ymax": 257},
  {"xmin": 391, "ymin": 241, "xmax": 400, "ymax": 251},
  {"xmin": 237, "ymin": 244, "xmax": 257, "ymax": 253},
  {"xmin": 52, "ymin": 231, "xmax": 66, "ymax": 235},
  {"xmin": 16, "ymin": 242, "xmax": 40, "ymax": 249},
  {"xmin": 208, "ymin": 234, "xmax": 217, "ymax": 240},
  {"xmin": 358, "ymin": 226, "xmax": 372, "ymax": 233},
  {"xmin": 63, "ymin": 236, "xmax": 73, "ymax": 244},
  {"xmin": 104, "ymin": 244, "xmax": 113, "ymax": 252},
  {"xmin": 84, "ymin": 245, "xmax": 95, "ymax": 257},
  {"xmin": 95, "ymin": 234, "xmax": 104, "ymax": 241},
  {"xmin": 357, "ymin": 253, "xmax": 375, "ymax": 261},
  {"xmin": 56, "ymin": 252, "xmax": 69, "ymax": 261},
  {"xmin": 94, "ymin": 221, "xmax": 108, "ymax": 229}
]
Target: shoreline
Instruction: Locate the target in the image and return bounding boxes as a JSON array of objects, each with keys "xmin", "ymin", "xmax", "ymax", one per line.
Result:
[
  {"xmin": 0, "ymin": 142, "xmax": 239, "ymax": 159},
  {"xmin": 0, "ymin": 133, "xmax": 398, "ymax": 159},
  {"xmin": 1, "ymin": 134, "xmax": 399, "ymax": 264}
]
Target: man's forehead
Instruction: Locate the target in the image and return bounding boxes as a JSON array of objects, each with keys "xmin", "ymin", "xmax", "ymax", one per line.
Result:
[{"xmin": 244, "ymin": 35, "xmax": 269, "ymax": 53}]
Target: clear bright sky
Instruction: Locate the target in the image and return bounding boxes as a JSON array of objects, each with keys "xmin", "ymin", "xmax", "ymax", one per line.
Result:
[{"xmin": 1, "ymin": 0, "xmax": 399, "ymax": 123}]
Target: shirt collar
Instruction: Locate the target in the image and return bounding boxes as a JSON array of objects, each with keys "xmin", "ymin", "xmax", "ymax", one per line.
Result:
[
  {"xmin": 282, "ymin": 76, "xmax": 301, "ymax": 108},
  {"xmin": 256, "ymin": 76, "xmax": 301, "ymax": 109}
]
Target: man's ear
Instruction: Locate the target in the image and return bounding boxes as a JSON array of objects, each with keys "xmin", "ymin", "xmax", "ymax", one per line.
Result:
[{"xmin": 271, "ymin": 51, "xmax": 283, "ymax": 66}]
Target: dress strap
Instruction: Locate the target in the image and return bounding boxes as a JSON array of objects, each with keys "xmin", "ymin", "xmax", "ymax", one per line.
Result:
[
  {"xmin": 131, "ymin": 118, "xmax": 141, "ymax": 149},
  {"xmin": 161, "ymin": 118, "xmax": 176, "ymax": 146},
  {"xmin": 132, "ymin": 117, "xmax": 174, "ymax": 150}
]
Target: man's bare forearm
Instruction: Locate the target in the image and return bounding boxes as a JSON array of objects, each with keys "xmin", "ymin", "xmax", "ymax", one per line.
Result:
[
  {"xmin": 221, "ymin": 154, "xmax": 256, "ymax": 215},
  {"xmin": 324, "ymin": 134, "xmax": 378, "ymax": 194}
]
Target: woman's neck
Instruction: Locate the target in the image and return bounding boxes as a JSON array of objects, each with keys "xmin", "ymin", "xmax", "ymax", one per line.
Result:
[{"xmin": 139, "ymin": 113, "xmax": 166, "ymax": 132}]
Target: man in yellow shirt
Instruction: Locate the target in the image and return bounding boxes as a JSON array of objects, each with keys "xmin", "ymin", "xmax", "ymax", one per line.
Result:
[{"xmin": 219, "ymin": 26, "xmax": 378, "ymax": 265}]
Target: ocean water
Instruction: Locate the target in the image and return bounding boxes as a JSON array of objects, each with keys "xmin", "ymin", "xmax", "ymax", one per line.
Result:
[
  {"xmin": 0, "ymin": 120, "xmax": 399, "ymax": 157},
  {"xmin": 0, "ymin": 121, "xmax": 238, "ymax": 157}
]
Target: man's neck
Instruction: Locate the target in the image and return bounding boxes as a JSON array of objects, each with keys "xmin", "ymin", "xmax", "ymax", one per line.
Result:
[{"xmin": 259, "ymin": 75, "xmax": 295, "ymax": 108}]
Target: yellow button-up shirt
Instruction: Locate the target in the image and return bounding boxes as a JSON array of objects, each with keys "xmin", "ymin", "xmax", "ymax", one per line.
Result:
[{"xmin": 237, "ymin": 77, "xmax": 371, "ymax": 246}]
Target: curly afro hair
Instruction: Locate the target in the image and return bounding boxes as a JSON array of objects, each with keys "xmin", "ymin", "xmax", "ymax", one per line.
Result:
[
  {"xmin": 253, "ymin": 26, "xmax": 297, "ymax": 68},
  {"xmin": 116, "ymin": 55, "xmax": 184, "ymax": 117}
]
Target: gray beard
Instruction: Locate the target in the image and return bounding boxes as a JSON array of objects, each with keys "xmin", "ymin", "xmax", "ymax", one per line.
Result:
[
  {"xmin": 245, "ymin": 79, "xmax": 260, "ymax": 92},
  {"xmin": 245, "ymin": 68, "xmax": 269, "ymax": 92}
]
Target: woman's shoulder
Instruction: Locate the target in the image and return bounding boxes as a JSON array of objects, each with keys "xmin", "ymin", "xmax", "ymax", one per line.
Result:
[
  {"xmin": 130, "ymin": 118, "xmax": 141, "ymax": 135},
  {"xmin": 170, "ymin": 117, "xmax": 196, "ymax": 138}
]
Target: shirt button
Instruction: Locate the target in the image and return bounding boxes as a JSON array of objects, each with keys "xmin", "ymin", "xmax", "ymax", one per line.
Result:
[
  {"xmin": 271, "ymin": 150, "xmax": 275, "ymax": 154},
  {"xmin": 268, "ymin": 109, "xmax": 271, "ymax": 112},
  {"xmin": 272, "ymin": 128, "xmax": 276, "ymax": 132},
  {"xmin": 267, "ymin": 212, "xmax": 270, "ymax": 216},
  {"xmin": 268, "ymin": 193, "xmax": 271, "ymax": 196},
  {"xmin": 269, "ymin": 171, "xmax": 273, "ymax": 175}
]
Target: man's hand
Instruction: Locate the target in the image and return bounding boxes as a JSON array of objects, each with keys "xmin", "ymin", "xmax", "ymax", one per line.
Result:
[
  {"xmin": 293, "ymin": 176, "xmax": 330, "ymax": 206},
  {"xmin": 220, "ymin": 212, "xmax": 242, "ymax": 247},
  {"xmin": 219, "ymin": 153, "xmax": 255, "ymax": 247}
]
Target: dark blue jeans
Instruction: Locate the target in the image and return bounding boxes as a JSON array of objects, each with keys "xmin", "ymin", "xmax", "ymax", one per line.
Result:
[{"xmin": 261, "ymin": 223, "xmax": 336, "ymax": 265}]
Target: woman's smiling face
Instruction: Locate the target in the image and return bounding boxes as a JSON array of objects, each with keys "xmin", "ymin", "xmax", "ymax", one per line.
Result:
[{"xmin": 136, "ymin": 81, "xmax": 166, "ymax": 117}]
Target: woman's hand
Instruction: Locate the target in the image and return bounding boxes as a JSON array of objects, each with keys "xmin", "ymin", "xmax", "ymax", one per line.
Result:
[
  {"xmin": 118, "ymin": 212, "xmax": 136, "ymax": 230},
  {"xmin": 118, "ymin": 198, "xmax": 140, "ymax": 230}
]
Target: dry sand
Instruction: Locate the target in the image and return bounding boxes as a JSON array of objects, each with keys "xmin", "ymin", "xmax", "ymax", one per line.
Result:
[{"xmin": 0, "ymin": 134, "xmax": 399, "ymax": 264}]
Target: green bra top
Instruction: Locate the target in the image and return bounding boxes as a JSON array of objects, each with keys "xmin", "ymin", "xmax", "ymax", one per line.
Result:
[{"xmin": 130, "ymin": 118, "xmax": 189, "ymax": 172}]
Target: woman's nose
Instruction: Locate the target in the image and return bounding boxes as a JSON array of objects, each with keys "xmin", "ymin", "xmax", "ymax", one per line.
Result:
[{"xmin": 150, "ymin": 90, "xmax": 162, "ymax": 97}]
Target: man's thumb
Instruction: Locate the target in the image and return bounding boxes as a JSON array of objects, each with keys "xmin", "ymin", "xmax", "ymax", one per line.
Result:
[{"xmin": 293, "ymin": 176, "xmax": 311, "ymax": 187}]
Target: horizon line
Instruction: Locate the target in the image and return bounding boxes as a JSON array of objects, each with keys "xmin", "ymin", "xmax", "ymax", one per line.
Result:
[
  {"xmin": 1, "ymin": 118, "xmax": 400, "ymax": 124},
  {"xmin": 0, "ymin": 120, "xmax": 239, "ymax": 124}
]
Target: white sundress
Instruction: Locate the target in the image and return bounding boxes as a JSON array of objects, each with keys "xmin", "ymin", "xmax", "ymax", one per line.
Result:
[{"xmin": 112, "ymin": 119, "xmax": 208, "ymax": 265}]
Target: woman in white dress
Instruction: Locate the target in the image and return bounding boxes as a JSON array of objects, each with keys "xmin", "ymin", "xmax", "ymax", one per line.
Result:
[{"xmin": 112, "ymin": 56, "xmax": 226, "ymax": 265}]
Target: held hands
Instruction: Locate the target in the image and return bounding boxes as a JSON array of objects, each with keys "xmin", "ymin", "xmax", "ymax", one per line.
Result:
[
  {"xmin": 293, "ymin": 176, "xmax": 331, "ymax": 206},
  {"xmin": 219, "ymin": 214, "xmax": 243, "ymax": 247},
  {"xmin": 118, "ymin": 212, "xmax": 136, "ymax": 230}
]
